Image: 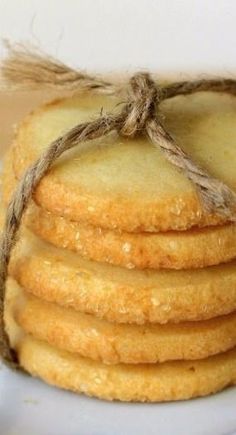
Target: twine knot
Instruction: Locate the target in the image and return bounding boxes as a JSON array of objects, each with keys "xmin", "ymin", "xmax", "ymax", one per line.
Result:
[{"xmin": 120, "ymin": 72, "xmax": 160, "ymax": 137}]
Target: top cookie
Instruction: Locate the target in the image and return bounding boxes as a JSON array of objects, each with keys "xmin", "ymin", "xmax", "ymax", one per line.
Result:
[{"xmin": 13, "ymin": 91, "xmax": 236, "ymax": 232}]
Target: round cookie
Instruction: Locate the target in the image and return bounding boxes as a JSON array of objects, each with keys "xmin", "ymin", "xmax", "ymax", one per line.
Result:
[
  {"xmin": 13, "ymin": 92, "xmax": 236, "ymax": 232},
  {"xmin": 9, "ymin": 229, "xmax": 236, "ymax": 325},
  {"xmin": 15, "ymin": 338, "xmax": 236, "ymax": 402},
  {"xmin": 3, "ymin": 155, "xmax": 236, "ymax": 270},
  {"xmin": 26, "ymin": 203, "xmax": 236, "ymax": 270},
  {"xmin": 4, "ymin": 301, "xmax": 236, "ymax": 402},
  {"xmin": 10, "ymin": 279, "xmax": 236, "ymax": 364}
]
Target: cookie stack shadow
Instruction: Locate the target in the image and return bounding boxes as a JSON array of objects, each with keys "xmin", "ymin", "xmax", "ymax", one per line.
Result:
[{"xmin": 2, "ymin": 91, "xmax": 236, "ymax": 402}]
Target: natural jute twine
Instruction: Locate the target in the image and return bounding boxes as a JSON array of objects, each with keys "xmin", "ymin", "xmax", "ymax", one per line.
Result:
[{"xmin": 0, "ymin": 44, "xmax": 236, "ymax": 368}]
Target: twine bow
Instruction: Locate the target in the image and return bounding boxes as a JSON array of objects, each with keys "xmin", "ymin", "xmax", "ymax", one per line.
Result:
[{"xmin": 0, "ymin": 44, "xmax": 236, "ymax": 368}]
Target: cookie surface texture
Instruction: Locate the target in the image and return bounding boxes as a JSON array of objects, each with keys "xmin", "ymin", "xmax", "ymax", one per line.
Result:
[
  {"xmin": 9, "ymin": 279, "xmax": 236, "ymax": 364},
  {"xmin": 13, "ymin": 92, "xmax": 236, "ymax": 232},
  {"xmin": 3, "ymin": 154, "xmax": 236, "ymax": 270},
  {"xmin": 9, "ymin": 229, "xmax": 236, "ymax": 324},
  {"xmin": 4, "ymin": 294, "xmax": 236, "ymax": 402}
]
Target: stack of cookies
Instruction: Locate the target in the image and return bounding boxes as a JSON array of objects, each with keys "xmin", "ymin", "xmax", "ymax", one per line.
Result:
[{"xmin": 2, "ymin": 90, "xmax": 236, "ymax": 402}]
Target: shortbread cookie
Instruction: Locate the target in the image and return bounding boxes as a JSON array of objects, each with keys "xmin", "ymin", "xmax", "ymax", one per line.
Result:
[
  {"xmin": 3, "ymin": 158, "xmax": 236, "ymax": 270},
  {"xmin": 25, "ymin": 203, "xmax": 236, "ymax": 270},
  {"xmin": 16, "ymin": 338, "xmax": 236, "ymax": 402},
  {"xmin": 9, "ymin": 229, "xmax": 236, "ymax": 324},
  {"xmin": 12, "ymin": 92, "xmax": 236, "ymax": 232},
  {"xmin": 10, "ymin": 279, "xmax": 236, "ymax": 364},
  {"xmin": 4, "ymin": 302, "xmax": 236, "ymax": 402}
]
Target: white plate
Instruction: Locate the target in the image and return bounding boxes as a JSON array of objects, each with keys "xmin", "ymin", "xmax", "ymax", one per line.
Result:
[{"xmin": 0, "ymin": 363, "xmax": 236, "ymax": 435}]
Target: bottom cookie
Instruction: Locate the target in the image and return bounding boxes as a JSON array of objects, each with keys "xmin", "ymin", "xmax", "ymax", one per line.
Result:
[
  {"xmin": 5, "ymin": 300, "xmax": 236, "ymax": 402},
  {"xmin": 12, "ymin": 336, "xmax": 236, "ymax": 402}
]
